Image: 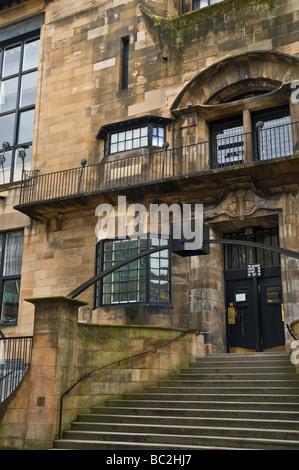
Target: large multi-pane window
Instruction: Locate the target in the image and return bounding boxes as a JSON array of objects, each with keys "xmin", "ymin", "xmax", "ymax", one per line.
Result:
[
  {"xmin": 0, "ymin": 231, "xmax": 24, "ymax": 325},
  {"xmin": 211, "ymin": 106, "xmax": 293, "ymax": 168},
  {"xmin": 0, "ymin": 35, "xmax": 40, "ymax": 184},
  {"xmin": 224, "ymin": 228, "xmax": 280, "ymax": 271},
  {"xmin": 95, "ymin": 236, "xmax": 170, "ymax": 307}
]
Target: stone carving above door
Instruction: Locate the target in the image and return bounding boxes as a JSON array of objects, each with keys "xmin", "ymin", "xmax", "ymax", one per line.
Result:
[{"xmin": 205, "ymin": 188, "xmax": 279, "ymax": 222}]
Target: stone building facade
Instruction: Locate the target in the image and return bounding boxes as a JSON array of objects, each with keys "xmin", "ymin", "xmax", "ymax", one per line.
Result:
[{"xmin": 0, "ymin": 0, "xmax": 298, "ymax": 353}]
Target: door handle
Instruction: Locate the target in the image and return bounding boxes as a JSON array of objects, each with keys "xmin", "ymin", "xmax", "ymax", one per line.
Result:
[{"xmin": 281, "ymin": 303, "xmax": 284, "ymax": 321}]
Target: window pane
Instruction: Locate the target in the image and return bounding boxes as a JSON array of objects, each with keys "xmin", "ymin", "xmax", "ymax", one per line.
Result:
[
  {"xmin": 266, "ymin": 286, "xmax": 282, "ymax": 303},
  {"xmin": 23, "ymin": 38, "xmax": 40, "ymax": 71},
  {"xmin": 0, "ymin": 77, "xmax": 18, "ymax": 113},
  {"xmin": 0, "ymin": 113, "xmax": 15, "ymax": 146},
  {"xmin": 212, "ymin": 118, "xmax": 244, "ymax": 167},
  {"xmin": 18, "ymin": 109, "xmax": 35, "ymax": 144},
  {"xmin": 133, "ymin": 128, "xmax": 140, "ymax": 138},
  {"xmin": 1, "ymin": 279, "xmax": 20, "ymax": 324},
  {"xmin": 3, "ymin": 231, "xmax": 24, "ymax": 276},
  {"xmin": 2, "ymin": 43, "xmax": 21, "ymax": 77},
  {"xmin": 140, "ymin": 127, "xmax": 147, "ymax": 137},
  {"xmin": 20, "ymin": 71, "xmax": 38, "ymax": 107},
  {"xmin": 0, "ymin": 150, "xmax": 12, "ymax": 185}
]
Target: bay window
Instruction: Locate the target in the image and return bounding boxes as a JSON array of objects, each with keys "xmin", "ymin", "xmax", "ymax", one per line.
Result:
[{"xmin": 97, "ymin": 116, "xmax": 171, "ymax": 156}]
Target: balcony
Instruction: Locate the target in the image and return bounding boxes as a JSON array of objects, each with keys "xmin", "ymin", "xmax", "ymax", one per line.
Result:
[{"xmin": 15, "ymin": 121, "xmax": 299, "ymax": 219}]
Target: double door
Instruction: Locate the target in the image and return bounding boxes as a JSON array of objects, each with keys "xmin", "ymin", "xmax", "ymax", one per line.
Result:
[{"xmin": 226, "ymin": 276, "xmax": 285, "ymax": 352}]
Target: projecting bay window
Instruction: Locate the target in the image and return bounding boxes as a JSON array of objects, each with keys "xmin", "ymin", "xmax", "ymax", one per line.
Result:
[
  {"xmin": 0, "ymin": 35, "xmax": 40, "ymax": 184},
  {"xmin": 0, "ymin": 231, "xmax": 24, "ymax": 325},
  {"xmin": 95, "ymin": 236, "xmax": 170, "ymax": 307},
  {"xmin": 97, "ymin": 116, "xmax": 171, "ymax": 156},
  {"xmin": 109, "ymin": 124, "xmax": 166, "ymax": 154}
]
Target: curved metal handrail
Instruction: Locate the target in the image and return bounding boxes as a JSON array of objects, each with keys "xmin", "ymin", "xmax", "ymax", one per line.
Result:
[{"xmin": 286, "ymin": 324, "xmax": 298, "ymax": 341}]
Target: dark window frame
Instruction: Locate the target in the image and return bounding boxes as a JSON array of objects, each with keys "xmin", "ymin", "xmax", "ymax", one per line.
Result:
[
  {"xmin": 95, "ymin": 235, "xmax": 171, "ymax": 308},
  {"xmin": 210, "ymin": 115, "xmax": 244, "ymax": 168},
  {"xmin": 121, "ymin": 36, "xmax": 129, "ymax": 90},
  {"xmin": 224, "ymin": 227, "xmax": 280, "ymax": 272},
  {"xmin": 109, "ymin": 123, "xmax": 166, "ymax": 155},
  {"xmin": 97, "ymin": 115, "xmax": 172, "ymax": 156},
  {"xmin": 210, "ymin": 105, "xmax": 292, "ymax": 168},
  {"xmin": 0, "ymin": 32, "xmax": 40, "ymax": 185},
  {"xmin": 0, "ymin": 230, "xmax": 24, "ymax": 326}
]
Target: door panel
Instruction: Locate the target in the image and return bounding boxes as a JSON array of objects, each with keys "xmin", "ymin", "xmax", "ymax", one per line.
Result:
[
  {"xmin": 258, "ymin": 277, "xmax": 285, "ymax": 350},
  {"xmin": 226, "ymin": 279, "xmax": 257, "ymax": 350},
  {"xmin": 226, "ymin": 276, "xmax": 285, "ymax": 352}
]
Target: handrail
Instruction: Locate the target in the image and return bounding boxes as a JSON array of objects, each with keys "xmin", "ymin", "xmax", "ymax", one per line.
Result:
[
  {"xmin": 57, "ymin": 327, "xmax": 200, "ymax": 439},
  {"xmin": 0, "ymin": 336, "xmax": 33, "ymax": 404},
  {"xmin": 287, "ymin": 324, "xmax": 299, "ymax": 341}
]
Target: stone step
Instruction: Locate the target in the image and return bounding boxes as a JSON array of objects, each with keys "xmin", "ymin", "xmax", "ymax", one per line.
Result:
[
  {"xmin": 76, "ymin": 412, "xmax": 299, "ymax": 430},
  {"xmin": 157, "ymin": 379, "xmax": 299, "ymax": 387},
  {"xmin": 90, "ymin": 406, "xmax": 299, "ymax": 421},
  {"xmin": 184, "ymin": 365, "xmax": 296, "ymax": 373},
  {"xmin": 143, "ymin": 385, "xmax": 299, "ymax": 395},
  {"xmin": 70, "ymin": 420, "xmax": 299, "ymax": 441},
  {"xmin": 105, "ymin": 398, "xmax": 299, "ymax": 412},
  {"xmin": 168, "ymin": 372, "xmax": 298, "ymax": 380},
  {"xmin": 53, "ymin": 351, "xmax": 299, "ymax": 450},
  {"xmin": 123, "ymin": 392, "xmax": 299, "ymax": 403},
  {"xmin": 54, "ymin": 438, "xmax": 246, "ymax": 451},
  {"xmin": 202, "ymin": 353, "xmax": 289, "ymax": 360},
  {"xmin": 56, "ymin": 429, "xmax": 299, "ymax": 450}
]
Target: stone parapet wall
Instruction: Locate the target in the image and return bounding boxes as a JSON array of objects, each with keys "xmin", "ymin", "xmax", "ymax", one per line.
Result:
[{"xmin": 0, "ymin": 297, "xmax": 205, "ymax": 450}]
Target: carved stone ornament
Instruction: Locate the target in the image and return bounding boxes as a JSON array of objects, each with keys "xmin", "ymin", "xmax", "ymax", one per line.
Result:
[{"xmin": 204, "ymin": 188, "xmax": 277, "ymax": 222}]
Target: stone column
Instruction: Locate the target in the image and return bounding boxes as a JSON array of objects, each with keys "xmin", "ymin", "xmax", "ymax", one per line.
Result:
[{"xmin": 0, "ymin": 296, "xmax": 86, "ymax": 450}]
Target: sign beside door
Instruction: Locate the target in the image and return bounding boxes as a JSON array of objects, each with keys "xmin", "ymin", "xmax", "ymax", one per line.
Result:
[{"xmin": 247, "ymin": 264, "xmax": 261, "ymax": 277}]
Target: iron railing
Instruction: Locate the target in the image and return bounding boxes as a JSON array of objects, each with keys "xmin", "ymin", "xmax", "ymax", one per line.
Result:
[
  {"xmin": 0, "ymin": 334, "xmax": 33, "ymax": 403},
  {"xmin": 18, "ymin": 121, "xmax": 299, "ymax": 206}
]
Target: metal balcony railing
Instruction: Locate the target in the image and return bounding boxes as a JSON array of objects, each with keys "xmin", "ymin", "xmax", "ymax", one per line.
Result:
[
  {"xmin": 0, "ymin": 334, "xmax": 33, "ymax": 403},
  {"xmin": 18, "ymin": 121, "xmax": 299, "ymax": 206}
]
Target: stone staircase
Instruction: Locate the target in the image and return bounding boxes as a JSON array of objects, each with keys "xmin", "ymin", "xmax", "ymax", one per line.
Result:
[{"xmin": 53, "ymin": 352, "xmax": 299, "ymax": 450}]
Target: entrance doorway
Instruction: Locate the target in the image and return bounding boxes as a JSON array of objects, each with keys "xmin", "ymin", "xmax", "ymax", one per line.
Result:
[{"xmin": 224, "ymin": 227, "xmax": 285, "ymax": 352}]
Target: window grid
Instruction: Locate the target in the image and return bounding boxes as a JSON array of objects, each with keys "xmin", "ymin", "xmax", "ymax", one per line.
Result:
[
  {"xmin": 0, "ymin": 231, "xmax": 24, "ymax": 325},
  {"xmin": 109, "ymin": 124, "xmax": 165, "ymax": 154},
  {"xmin": 96, "ymin": 236, "xmax": 170, "ymax": 306},
  {"xmin": 0, "ymin": 36, "xmax": 40, "ymax": 184},
  {"xmin": 224, "ymin": 228, "xmax": 280, "ymax": 271}
]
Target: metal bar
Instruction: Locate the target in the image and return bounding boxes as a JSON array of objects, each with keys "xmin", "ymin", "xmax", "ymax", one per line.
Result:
[
  {"xmin": 0, "ymin": 336, "xmax": 32, "ymax": 403},
  {"xmin": 67, "ymin": 244, "xmax": 171, "ymax": 299}
]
